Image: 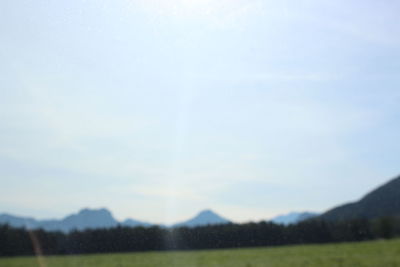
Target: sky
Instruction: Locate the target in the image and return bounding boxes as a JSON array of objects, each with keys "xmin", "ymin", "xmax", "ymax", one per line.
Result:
[{"xmin": 1, "ymin": 0, "xmax": 400, "ymax": 224}]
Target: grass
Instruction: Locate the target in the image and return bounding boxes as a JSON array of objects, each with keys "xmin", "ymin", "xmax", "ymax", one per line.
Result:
[{"xmin": 1, "ymin": 239, "xmax": 400, "ymax": 267}]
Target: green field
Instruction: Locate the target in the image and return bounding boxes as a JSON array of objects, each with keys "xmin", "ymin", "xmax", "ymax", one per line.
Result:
[{"xmin": 1, "ymin": 239, "xmax": 400, "ymax": 267}]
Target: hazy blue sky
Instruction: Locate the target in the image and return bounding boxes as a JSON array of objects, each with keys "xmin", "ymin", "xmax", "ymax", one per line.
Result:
[{"xmin": 1, "ymin": 0, "xmax": 400, "ymax": 224}]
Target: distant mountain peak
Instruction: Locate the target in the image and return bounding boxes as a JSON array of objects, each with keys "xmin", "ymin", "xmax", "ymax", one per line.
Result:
[
  {"xmin": 76, "ymin": 208, "xmax": 114, "ymax": 219},
  {"xmin": 173, "ymin": 209, "xmax": 231, "ymax": 228},
  {"xmin": 270, "ymin": 211, "xmax": 319, "ymax": 225},
  {"xmin": 195, "ymin": 209, "xmax": 217, "ymax": 217},
  {"xmin": 78, "ymin": 207, "xmax": 110, "ymax": 214}
]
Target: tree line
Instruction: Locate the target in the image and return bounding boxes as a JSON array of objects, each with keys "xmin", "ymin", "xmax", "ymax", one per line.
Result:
[{"xmin": 1, "ymin": 216, "xmax": 399, "ymax": 257}]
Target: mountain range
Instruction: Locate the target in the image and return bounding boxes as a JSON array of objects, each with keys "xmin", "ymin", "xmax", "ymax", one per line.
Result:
[
  {"xmin": 2, "ymin": 175, "xmax": 400, "ymax": 232},
  {"xmin": 318, "ymin": 175, "xmax": 400, "ymax": 221},
  {"xmin": 272, "ymin": 175, "xmax": 400, "ymax": 224},
  {"xmin": 0, "ymin": 208, "xmax": 128, "ymax": 233},
  {"xmin": 0, "ymin": 208, "xmax": 229, "ymax": 233}
]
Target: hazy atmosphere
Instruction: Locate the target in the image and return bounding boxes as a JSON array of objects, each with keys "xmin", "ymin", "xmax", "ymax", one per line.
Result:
[{"xmin": 1, "ymin": 0, "xmax": 400, "ymax": 224}]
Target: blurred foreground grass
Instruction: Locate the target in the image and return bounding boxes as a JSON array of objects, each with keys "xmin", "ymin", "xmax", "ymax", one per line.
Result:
[{"xmin": 1, "ymin": 239, "xmax": 400, "ymax": 267}]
